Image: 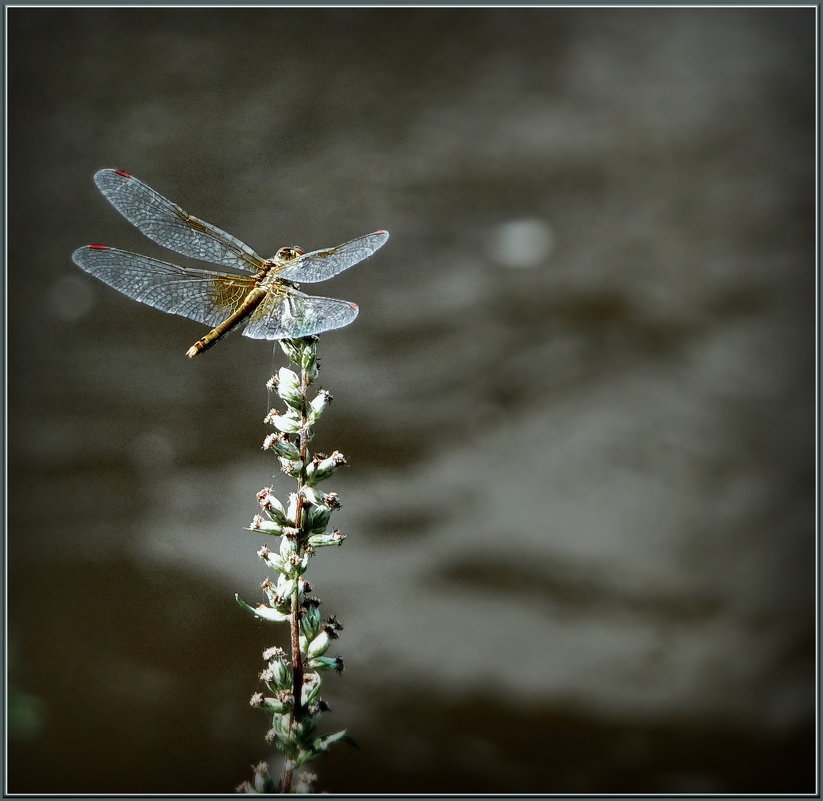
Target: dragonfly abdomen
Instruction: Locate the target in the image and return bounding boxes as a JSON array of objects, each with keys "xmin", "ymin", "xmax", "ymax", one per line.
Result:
[{"xmin": 186, "ymin": 286, "xmax": 268, "ymax": 358}]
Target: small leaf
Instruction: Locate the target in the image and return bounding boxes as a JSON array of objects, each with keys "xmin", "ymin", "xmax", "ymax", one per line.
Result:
[
  {"xmin": 312, "ymin": 729, "xmax": 350, "ymax": 753},
  {"xmin": 235, "ymin": 595, "xmax": 289, "ymax": 623}
]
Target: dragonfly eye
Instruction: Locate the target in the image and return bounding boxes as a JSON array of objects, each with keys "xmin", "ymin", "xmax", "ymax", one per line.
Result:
[{"xmin": 274, "ymin": 246, "xmax": 305, "ymax": 263}]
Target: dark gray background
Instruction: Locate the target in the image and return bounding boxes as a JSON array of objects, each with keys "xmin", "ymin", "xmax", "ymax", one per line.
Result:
[{"xmin": 7, "ymin": 6, "xmax": 815, "ymax": 794}]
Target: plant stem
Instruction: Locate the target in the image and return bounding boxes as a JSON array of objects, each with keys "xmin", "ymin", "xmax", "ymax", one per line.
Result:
[
  {"xmin": 280, "ymin": 766, "xmax": 293, "ymax": 795},
  {"xmin": 291, "ymin": 361, "xmax": 312, "ymax": 722},
  {"xmin": 282, "ymin": 357, "xmax": 313, "ymax": 793}
]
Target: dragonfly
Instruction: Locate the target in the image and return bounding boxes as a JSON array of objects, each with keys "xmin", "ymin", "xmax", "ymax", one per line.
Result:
[{"xmin": 72, "ymin": 169, "xmax": 389, "ymax": 357}]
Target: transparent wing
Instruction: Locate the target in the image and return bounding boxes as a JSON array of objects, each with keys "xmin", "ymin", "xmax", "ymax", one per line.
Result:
[
  {"xmin": 94, "ymin": 168, "xmax": 264, "ymax": 274},
  {"xmin": 276, "ymin": 230, "xmax": 389, "ymax": 283},
  {"xmin": 242, "ymin": 289, "xmax": 359, "ymax": 340},
  {"xmin": 72, "ymin": 245, "xmax": 256, "ymax": 328}
]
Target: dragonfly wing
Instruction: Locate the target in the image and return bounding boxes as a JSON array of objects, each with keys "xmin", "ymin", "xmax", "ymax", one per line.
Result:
[
  {"xmin": 242, "ymin": 289, "xmax": 359, "ymax": 340},
  {"xmin": 94, "ymin": 169, "xmax": 264, "ymax": 274},
  {"xmin": 72, "ymin": 245, "xmax": 255, "ymax": 328},
  {"xmin": 277, "ymin": 230, "xmax": 389, "ymax": 283}
]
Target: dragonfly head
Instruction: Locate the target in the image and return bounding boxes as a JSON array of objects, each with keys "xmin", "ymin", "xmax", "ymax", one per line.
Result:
[{"xmin": 271, "ymin": 246, "xmax": 305, "ymax": 266}]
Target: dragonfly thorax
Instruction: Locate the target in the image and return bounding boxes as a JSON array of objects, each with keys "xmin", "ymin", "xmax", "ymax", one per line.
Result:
[{"xmin": 271, "ymin": 245, "xmax": 306, "ymax": 266}]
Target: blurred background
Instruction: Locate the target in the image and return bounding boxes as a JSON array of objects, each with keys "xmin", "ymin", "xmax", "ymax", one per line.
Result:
[{"xmin": 7, "ymin": 6, "xmax": 815, "ymax": 795}]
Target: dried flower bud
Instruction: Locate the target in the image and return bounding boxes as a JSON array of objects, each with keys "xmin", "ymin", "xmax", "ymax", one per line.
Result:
[
  {"xmin": 256, "ymin": 486, "xmax": 274, "ymax": 505},
  {"xmin": 323, "ymin": 492, "xmax": 341, "ymax": 510},
  {"xmin": 279, "ymin": 457, "xmax": 303, "ymax": 477},
  {"xmin": 262, "ymin": 645, "xmax": 286, "ymax": 662},
  {"xmin": 250, "ymin": 692, "xmax": 265, "ymax": 707},
  {"xmin": 324, "ymin": 615, "xmax": 344, "ymax": 638},
  {"xmin": 252, "ymin": 760, "xmax": 273, "ymax": 793},
  {"xmin": 294, "ymin": 771, "xmax": 317, "ymax": 794}
]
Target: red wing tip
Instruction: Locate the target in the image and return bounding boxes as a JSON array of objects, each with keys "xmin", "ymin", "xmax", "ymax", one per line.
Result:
[
  {"xmin": 348, "ymin": 302, "xmax": 359, "ymax": 310},
  {"xmin": 88, "ymin": 244, "xmax": 110, "ymax": 250},
  {"xmin": 374, "ymin": 229, "xmax": 389, "ymax": 236},
  {"xmin": 113, "ymin": 168, "xmax": 133, "ymax": 178}
]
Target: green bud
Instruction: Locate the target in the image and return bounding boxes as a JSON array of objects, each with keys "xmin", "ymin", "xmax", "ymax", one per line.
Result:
[
  {"xmin": 300, "ymin": 340, "xmax": 318, "ymax": 375},
  {"xmin": 260, "ymin": 696, "xmax": 287, "ymax": 713},
  {"xmin": 278, "ymin": 339, "xmax": 302, "ymax": 364},
  {"xmin": 277, "ymin": 366, "xmax": 302, "ymax": 402},
  {"xmin": 257, "ymin": 489, "xmax": 288, "ymax": 524},
  {"xmin": 307, "ymin": 654, "xmax": 343, "ymax": 672},
  {"xmin": 304, "ymin": 505, "xmax": 331, "ymax": 537},
  {"xmin": 269, "ymin": 657, "xmax": 291, "ymax": 689},
  {"xmin": 276, "ymin": 574, "xmax": 296, "ymax": 599},
  {"xmin": 263, "ymin": 432, "xmax": 300, "ymax": 461},
  {"xmin": 305, "ymin": 451, "xmax": 347, "ymax": 485},
  {"xmin": 308, "ymin": 529, "xmax": 347, "ymax": 548},
  {"xmin": 247, "ymin": 515, "xmax": 283, "ymax": 536},
  {"xmin": 257, "ymin": 545, "xmax": 286, "ymax": 574},
  {"xmin": 301, "ymin": 486, "xmax": 325, "ymax": 506},
  {"xmin": 272, "ymin": 711, "xmax": 292, "ymax": 743},
  {"xmin": 305, "ymin": 630, "xmax": 331, "ymax": 660},
  {"xmin": 280, "ymin": 536, "xmax": 299, "ymax": 562},
  {"xmin": 300, "ymin": 605, "xmax": 323, "ymax": 640}
]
